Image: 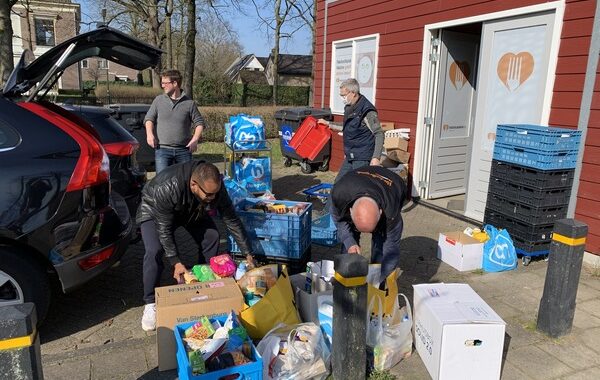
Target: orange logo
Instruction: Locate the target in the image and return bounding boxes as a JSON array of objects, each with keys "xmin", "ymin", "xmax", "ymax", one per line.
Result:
[
  {"xmin": 449, "ymin": 61, "xmax": 470, "ymax": 90},
  {"xmin": 497, "ymin": 52, "xmax": 534, "ymax": 91}
]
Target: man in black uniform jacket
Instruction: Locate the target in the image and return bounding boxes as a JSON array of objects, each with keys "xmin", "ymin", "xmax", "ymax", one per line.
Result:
[
  {"xmin": 136, "ymin": 161, "xmax": 256, "ymax": 331},
  {"xmin": 331, "ymin": 166, "xmax": 407, "ymax": 280}
]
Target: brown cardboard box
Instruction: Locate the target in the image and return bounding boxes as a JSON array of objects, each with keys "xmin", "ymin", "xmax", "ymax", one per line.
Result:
[
  {"xmin": 381, "ymin": 122, "xmax": 395, "ymax": 132},
  {"xmin": 387, "ymin": 149, "xmax": 411, "ymax": 163},
  {"xmin": 389, "ymin": 163, "xmax": 409, "ymax": 181},
  {"xmin": 155, "ymin": 278, "xmax": 244, "ymax": 371},
  {"xmin": 383, "ymin": 136, "xmax": 409, "ymax": 151},
  {"xmin": 380, "ymin": 154, "xmax": 399, "ymax": 168}
]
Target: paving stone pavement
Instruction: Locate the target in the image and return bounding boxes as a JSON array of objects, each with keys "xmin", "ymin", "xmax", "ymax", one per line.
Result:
[{"xmin": 39, "ymin": 159, "xmax": 600, "ymax": 379}]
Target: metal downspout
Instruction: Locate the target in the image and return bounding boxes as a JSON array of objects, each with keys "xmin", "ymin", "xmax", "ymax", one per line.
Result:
[{"xmin": 567, "ymin": 0, "xmax": 600, "ymax": 217}]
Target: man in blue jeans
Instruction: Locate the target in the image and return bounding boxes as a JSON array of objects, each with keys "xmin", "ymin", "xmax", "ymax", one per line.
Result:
[
  {"xmin": 331, "ymin": 166, "xmax": 407, "ymax": 281},
  {"xmin": 144, "ymin": 69, "xmax": 205, "ymax": 173}
]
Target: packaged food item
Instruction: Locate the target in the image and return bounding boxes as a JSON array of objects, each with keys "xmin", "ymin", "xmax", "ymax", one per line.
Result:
[
  {"xmin": 188, "ymin": 350, "xmax": 206, "ymax": 375},
  {"xmin": 185, "ymin": 316, "xmax": 216, "ymax": 340},
  {"xmin": 209, "ymin": 253, "xmax": 236, "ymax": 277},
  {"xmin": 192, "ymin": 264, "xmax": 217, "ymax": 282},
  {"xmin": 237, "ymin": 264, "xmax": 279, "ymax": 297}
]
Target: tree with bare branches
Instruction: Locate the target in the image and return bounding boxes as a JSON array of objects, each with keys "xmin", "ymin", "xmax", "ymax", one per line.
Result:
[{"xmin": 0, "ymin": 0, "xmax": 19, "ymax": 85}]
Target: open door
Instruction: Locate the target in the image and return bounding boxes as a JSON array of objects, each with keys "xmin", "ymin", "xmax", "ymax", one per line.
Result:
[
  {"xmin": 427, "ymin": 30, "xmax": 480, "ymax": 199},
  {"xmin": 464, "ymin": 11, "xmax": 557, "ymax": 221}
]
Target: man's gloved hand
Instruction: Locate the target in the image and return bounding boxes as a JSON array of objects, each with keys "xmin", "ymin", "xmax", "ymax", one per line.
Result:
[{"xmin": 173, "ymin": 262, "xmax": 187, "ymax": 283}]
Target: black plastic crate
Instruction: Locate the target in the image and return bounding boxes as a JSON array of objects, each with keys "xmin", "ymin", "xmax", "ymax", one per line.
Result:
[
  {"xmin": 488, "ymin": 177, "xmax": 571, "ymax": 207},
  {"xmin": 511, "ymin": 235, "xmax": 551, "ymax": 254},
  {"xmin": 484, "ymin": 210, "xmax": 554, "ymax": 242},
  {"xmin": 490, "ymin": 160, "xmax": 574, "ymax": 189},
  {"xmin": 486, "ymin": 193, "xmax": 568, "ymax": 224}
]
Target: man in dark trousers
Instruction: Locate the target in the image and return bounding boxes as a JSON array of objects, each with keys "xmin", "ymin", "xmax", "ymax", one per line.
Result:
[
  {"xmin": 136, "ymin": 161, "xmax": 256, "ymax": 331},
  {"xmin": 331, "ymin": 166, "xmax": 407, "ymax": 281}
]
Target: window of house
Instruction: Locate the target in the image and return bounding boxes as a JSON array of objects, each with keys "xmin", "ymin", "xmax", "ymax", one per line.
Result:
[
  {"xmin": 81, "ymin": 59, "xmax": 88, "ymax": 69},
  {"xmin": 98, "ymin": 59, "xmax": 109, "ymax": 69},
  {"xmin": 330, "ymin": 34, "xmax": 379, "ymax": 114},
  {"xmin": 34, "ymin": 18, "xmax": 55, "ymax": 46}
]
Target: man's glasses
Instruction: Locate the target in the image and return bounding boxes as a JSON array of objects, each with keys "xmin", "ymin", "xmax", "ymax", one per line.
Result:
[
  {"xmin": 194, "ymin": 180, "xmax": 219, "ymax": 197},
  {"xmin": 161, "ymin": 81, "xmax": 174, "ymax": 85}
]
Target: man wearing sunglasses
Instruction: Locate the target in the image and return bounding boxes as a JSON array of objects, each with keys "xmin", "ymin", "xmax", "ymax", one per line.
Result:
[
  {"xmin": 136, "ymin": 161, "xmax": 256, "ymax": 331},
  {"xmin": 144, "ymin": 69, "xmax": 205, "ymax": 173}
]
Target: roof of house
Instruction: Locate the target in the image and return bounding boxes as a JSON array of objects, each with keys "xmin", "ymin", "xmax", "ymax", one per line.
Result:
[
  {"xmin": 256, "ymin": 56, "xmax": 268, "ymax": 67},
  {"xmin": 273, "ymin": 54, "xmax": 312, "ymax": 76},
  {"xmin": 224, "ymin": 54, "xmax": 257, "ymax": 80}
]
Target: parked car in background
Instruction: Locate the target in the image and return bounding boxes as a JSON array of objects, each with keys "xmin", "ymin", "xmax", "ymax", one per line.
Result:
[
  {"xmin": 62, "ymin": 105, "xmax": 146, "ymax": 217},
  {"xmin": 0, "ymin": 26, "xmax": 162, "ymax": 323},
  {"xmin": 107, "ymin": 104, "xmax": 154, "ymax": 171}
]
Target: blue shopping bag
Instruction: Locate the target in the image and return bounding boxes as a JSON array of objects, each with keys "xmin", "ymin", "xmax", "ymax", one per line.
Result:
[
  {"xmin": 482, "ymin": 224, "xmax": 517, "ymax": 272},
  {"xmin": 233, "ymin": 157, "xmax": 271, "ymax": 193},
  {"xmin": 223, "ymin": 176, "xmax": 254, "ymax": 209},
  {"xmin": 227, "ymin": 114, "xmax": 266, "ymax": 149}
]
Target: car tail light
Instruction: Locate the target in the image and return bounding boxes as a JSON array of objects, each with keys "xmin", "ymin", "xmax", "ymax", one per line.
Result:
[
  {"xmin": 78, "ymin": 245, "xmax": 116, "ymax": 270},
  {"xmin": 19, "ymin": 102, "xmax": 110, "ymax": 192},
  {"xmin": 104, "ymin": 141, "xmax": 139, "ymax": 156}
]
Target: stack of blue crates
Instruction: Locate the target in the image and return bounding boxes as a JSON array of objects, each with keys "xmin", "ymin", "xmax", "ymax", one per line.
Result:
[{"xmin": 485, "ymin": 124, "xmax": 581, "ymax": 261}]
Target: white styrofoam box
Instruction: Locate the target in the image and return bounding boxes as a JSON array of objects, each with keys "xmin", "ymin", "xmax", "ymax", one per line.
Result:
[
  {"xmin": 413, "ymin": 283, "xmax": 506, "ymax": 380},
  {"xmin": 437, "ymin": 231, "xmax": 484, "ymax": 271}
]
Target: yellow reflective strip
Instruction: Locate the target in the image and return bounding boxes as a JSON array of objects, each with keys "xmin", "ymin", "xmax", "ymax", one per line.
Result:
[
  {"xmin": 0, "ymin": 331, "xmax": 35, "ymax": 350},
  {"xmin": 552, "ymin": 233, "xmax": 586, "ymax": 246},
  {"xmin": 334, "ymin": 272, "xmax": 366, "ymax": 287}
]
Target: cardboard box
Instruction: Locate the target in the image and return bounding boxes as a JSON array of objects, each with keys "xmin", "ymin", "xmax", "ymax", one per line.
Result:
[
  {"xmin": 386, "ymin": 148, "xmax": 411, "ymax": 163},
  {"xmin": 290, "ymin": 273, "xmax": 333, "ymax": 324},
  {"xmin": 155, "ymin": 278, "xmax": 244, "ymax": 371},
  {"xmin": 437, "ymin": 231, "xmax": 484, "ymax": 271},
  {"xmin": 381, "ymin": 122, "xmax": 395, "ymax": 131},
  {"xmin": 413, "ymin": 283, "xmax": 506, "ymax": 380},
  {"xmin": 384, "ymin": 136, "xmax": 409, "ymax": 151},
  {"xmin": 380, "ymin": 154, "xmax": 399, "ymax": 168}
]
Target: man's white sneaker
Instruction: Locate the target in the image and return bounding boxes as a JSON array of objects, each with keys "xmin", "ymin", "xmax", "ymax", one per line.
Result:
[{"xmin": 141, "ymin": 303, "xmax": 156, "ymax": 331}]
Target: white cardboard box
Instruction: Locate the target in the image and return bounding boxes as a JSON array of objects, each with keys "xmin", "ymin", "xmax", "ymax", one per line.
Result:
[
  {"xmin": 437, "ymin": 231, "xmax": 484, "ymax": 271},
  {"xmin": 413, "ymin": 283, "xmax": 506, "ymax": 380}
]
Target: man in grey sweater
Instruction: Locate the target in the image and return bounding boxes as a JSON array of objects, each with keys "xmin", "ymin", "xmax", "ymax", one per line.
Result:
[{"xmin": 144, "ymin": 69, "xmax": 205, "ymax": 173}]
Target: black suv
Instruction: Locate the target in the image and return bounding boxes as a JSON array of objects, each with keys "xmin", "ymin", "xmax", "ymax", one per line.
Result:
[{"xmin": 0, "ymin": 27, "xmax": 162, "ymax": 322}]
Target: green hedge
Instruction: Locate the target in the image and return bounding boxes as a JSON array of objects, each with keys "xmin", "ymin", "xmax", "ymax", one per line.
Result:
[
  {"xmin": 231, "ymin": 84, "xmax": 309, "ymax": 106},
  {"xmin": 200, "ymin": 106, "xmax": 281, "ymax": 142}
]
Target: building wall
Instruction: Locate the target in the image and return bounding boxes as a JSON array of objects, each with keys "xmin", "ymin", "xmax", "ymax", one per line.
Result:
[
  {"xmin": 11, "ymin": 1, "xmax": 81, "ymax": 89},
  {"xmin": 313, "ymin": 0, "xmax": 599, "ymax": 253},
  {"xmin": 80, "ymin": 59, "xmax": 141, "ymax": 83}
]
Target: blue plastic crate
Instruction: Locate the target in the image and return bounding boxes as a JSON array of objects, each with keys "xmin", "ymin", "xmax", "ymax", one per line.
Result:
[
  {"xmin": 311, "ymin": 214, "xmax": 338, "ymax": 247},
  {"xmin": 229, "ymin": 198, "xmax": 312, "ymax": 259},
  {"xmin": 174, "ymin": 318, "xmax": 263, "ymax": 380},
  {"xmin": 302, "ymin": 183, "xmax": 333, "ymax": 202},
  {"xmin": 493, "ymin": 143, "xmax": 578, "ymax": 170},
  {"xmin": 496, "ymin": 124, "xmax": 581, "ymax": 151}
]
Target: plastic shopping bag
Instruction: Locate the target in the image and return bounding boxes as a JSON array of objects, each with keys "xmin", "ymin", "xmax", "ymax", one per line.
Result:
[
  {"xmin": 226, "ymin": 114, "xmax": 266, "ymax": 149},
  {"xmin": 366, "ymin": 293, "xmax": 413, "ymax": 371},
  {"xmin": 209, "ymin": 253, "xmax": 236, "ymax": 277},
  {"xmin": 482, "ymin": 224, "xmax": 517, "ymax": 272},
  {"xmin": 256, "ymin": 322, "xmax": 330, "ymax": 380},
  {"xmin": 223, "ymin": 176, "xmax": 254, "ymax": 209},
  {"xmin": 367, "ymin": 265, "xmax": 399, "ymax": 318},
  {"xmin": 233, "ymin": 157, "xmax": 272, "ymax": 193}
]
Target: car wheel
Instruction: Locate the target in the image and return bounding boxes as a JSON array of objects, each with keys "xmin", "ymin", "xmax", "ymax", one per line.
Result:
[{"xmin": 0, "ymin": 246, "xmax": 51, "ymax": 324}]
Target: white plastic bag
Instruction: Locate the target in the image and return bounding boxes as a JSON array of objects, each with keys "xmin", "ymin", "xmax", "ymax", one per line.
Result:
[
  {"xmin": 256, "ymin": 322, "xmax": 330, "ymax": 380},
  {"xmin": 366, "ymin": 293, "xmax": 413, "ymax": 371}
]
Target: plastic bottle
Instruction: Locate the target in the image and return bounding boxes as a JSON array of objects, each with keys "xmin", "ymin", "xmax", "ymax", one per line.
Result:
[
  {"xmin": 305, "ymin": 263, "xmax": 313, "ymax": 294},
  {"xmin": 235, "ymin": 261, "xmax": 248, "ymax": 281}
]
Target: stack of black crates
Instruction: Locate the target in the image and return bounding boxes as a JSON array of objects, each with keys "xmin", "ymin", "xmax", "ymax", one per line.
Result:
[{"xmin": 484, "ymin": 124, "xmax": 582, "ymax": 266}]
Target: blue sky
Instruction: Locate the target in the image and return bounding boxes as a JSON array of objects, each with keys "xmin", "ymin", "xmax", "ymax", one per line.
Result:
[{"xmin": 77, "ymin": 1, "xmax": 312, "ymax": 57}]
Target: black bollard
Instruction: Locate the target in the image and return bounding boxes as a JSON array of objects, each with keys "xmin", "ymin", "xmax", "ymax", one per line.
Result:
[
  {"xmin": 332, "ymin": 253, "xmax": 368, "ymax": 380},
  {"xmin": 537, "ymin": 219, "xmax": 588, "ymax": 338},
  {"xmin": 0, "ymin": 303, "xmax": 43, "ymax": 380}
]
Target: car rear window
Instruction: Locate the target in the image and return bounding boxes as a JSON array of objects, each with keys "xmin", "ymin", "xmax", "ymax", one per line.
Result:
[{"xmin": 77, "ymin": 112, "xmax": 138, "ymax": 145}]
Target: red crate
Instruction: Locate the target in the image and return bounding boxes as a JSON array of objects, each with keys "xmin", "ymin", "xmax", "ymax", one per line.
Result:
[{"xmin": 289, "ymin": 116, "xmax": 331, "ymax": 161}]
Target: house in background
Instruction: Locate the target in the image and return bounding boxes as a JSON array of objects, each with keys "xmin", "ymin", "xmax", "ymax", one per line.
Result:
[
  {"xmin": 312, "ymin": 0, "xmax": 600, "ymax": 257},
  {"xmin": 265, "ymin": 54, "xmax": 312, "ymax": 86},
  {"xmin": 80, "ymin": 57, "xmax": 141, "ymax": 84},
  {"xmin": 10, "ymin": 0, "xmax": 81, "ymax": 89},
  {"xmin": 224, "ymin": 54, "xmax": 268, "ymax": 83}
]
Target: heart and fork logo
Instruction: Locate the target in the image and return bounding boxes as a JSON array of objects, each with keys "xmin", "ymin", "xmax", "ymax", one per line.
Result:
[
  {"xmin": 449, "ymin": 61, "xmax": 470, "ymax": 90},
  {"xmin": 497, "ymin": 52, "xmax": 534, "ymax": 91}
]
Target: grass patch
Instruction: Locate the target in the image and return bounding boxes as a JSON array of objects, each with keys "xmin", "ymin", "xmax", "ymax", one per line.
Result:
[
  {"xmin": 195, "ymin": 138, "xmax": 284, "ymax": 166},
  {"xmin": 369, "ymin": 370, "xmax": 398, "ymax": 380},
  {"xmin": 471, "ymin": 268, "xmax": 485, "ymax": 275},
  {"xmin": 524, "ymin": 319, "xmax": 537, "ymax": 332}
]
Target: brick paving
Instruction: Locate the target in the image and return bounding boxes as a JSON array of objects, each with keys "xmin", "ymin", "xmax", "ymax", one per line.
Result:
[{"xmin": 39, "ymin": 158, "xmax": 600, "ymax": 379}]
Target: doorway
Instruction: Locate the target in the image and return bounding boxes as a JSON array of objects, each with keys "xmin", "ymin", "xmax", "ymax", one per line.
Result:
[{"xmin": 415, "ymin": 3, "xmax": 563, "ymax": 221}]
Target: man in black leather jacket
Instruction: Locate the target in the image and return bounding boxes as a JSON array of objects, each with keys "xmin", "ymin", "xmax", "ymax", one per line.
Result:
[{"xmin": 136, "ymin": 160, "xmax": 255, "ymax": 331}]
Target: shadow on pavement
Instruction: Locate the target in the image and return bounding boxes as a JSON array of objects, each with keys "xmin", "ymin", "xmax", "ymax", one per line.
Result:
[
  {"xmin": 137, "ymin": 368, "xmax": 178, "ymax": 379},
  {"xmin": 397, "ymin": 236, "xmax": 441, "ymax": 300}
]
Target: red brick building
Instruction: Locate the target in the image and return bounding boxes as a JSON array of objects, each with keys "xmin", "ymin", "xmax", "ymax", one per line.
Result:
[{"xmin": 313, "ymin": 0, "xmax": 600, "ymax": 255}]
